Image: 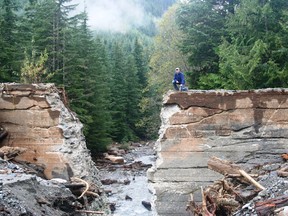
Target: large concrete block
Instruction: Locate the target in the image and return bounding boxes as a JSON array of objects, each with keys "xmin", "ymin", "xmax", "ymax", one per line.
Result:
[
  {"xmin": 0, "ymin": 84, "xmax": 98, "ymax": 182},
  {"xmin": 153, "ymin": 89, "xmax": 288, "ymax": 215}
]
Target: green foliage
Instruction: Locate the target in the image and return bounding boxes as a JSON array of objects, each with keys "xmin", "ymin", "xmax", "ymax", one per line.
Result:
[
  {"xmin": 216, "ymin": 0, "xmax": 288, "ymax": 89},
  {"xmin": 143, "ymin": 3, "xmax": 191, "ymax": 138},
  {"xmin": 0, "ymin": 0, "xmax": 21, "ymax": 82},
  {"xmin": 176, "ymin": 0, "xmax": 288, "ymax": 89},
  {"xmin": 20, "ymin": 49, "xmax": 51, "ymax": 83},
  {"xmin": 149, "ymin": 4, "xmax": 190, "ymax": 94},
  {"xmin": 176, "ymin": 0, "xmax": 228, "ymax": 86},
  {"xmin": 0, "ymin": 0, "xmax": 177, "ymax": 152},
  {"xmin": 64, "ymin": 13, "xmax": 113, "ymax": 152}
]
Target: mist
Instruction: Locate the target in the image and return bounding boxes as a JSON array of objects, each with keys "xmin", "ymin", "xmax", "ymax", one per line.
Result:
[{"xmin": 70, "ymin": 0, "xmax": 146, "ymax": 32}]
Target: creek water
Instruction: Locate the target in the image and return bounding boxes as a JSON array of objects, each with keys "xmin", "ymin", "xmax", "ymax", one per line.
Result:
[{"xmin": 97, "ymin": 143, "xmax": 156, "ymax": 216}]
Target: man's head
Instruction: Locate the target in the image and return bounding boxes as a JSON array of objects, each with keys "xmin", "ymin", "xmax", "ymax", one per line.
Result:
[{"xmin": 175, "ymin": 68, "xmax": 180, "ymax": 73}]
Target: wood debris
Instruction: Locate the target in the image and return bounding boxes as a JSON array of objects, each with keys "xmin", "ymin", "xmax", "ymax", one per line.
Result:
[
  {"xmin": 187, "ymin": 156, "xmax": 288, "ymax": 216},
  {"xmin": 69, "ymin": 177, "xmax": 100, "ymax": 199},
  {"xmin": 255, "ymin": 195, "xmax": 288, "ymax": 215}
]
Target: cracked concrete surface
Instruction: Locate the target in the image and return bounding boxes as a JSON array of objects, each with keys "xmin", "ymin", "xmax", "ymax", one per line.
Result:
[{"xmin": 149, "ymin": 89, "xmax": 288, "ymax": 216}]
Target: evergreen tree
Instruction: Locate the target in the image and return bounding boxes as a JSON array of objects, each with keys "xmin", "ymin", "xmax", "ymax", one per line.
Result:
[
  {"xmin": 124, "ymin": 55, "xmax": 141, "ymax": 140},
  {"xmin": 87, "ymin": 38, "xmax": 113, "ymax": 152},
  {"xmin": 109, "ymin": 44, "xmax": 128, "ymax": 142},
  {"xmin": 133, "ymin": 38, "xmax": 148, "ymax": 88},
  {"xmin": 0, "ymin": 0, "xmax": 20, "ymax": 81},
  {"xmin": 176, "ymin": 0, "xmax": 240, "ymax": 88},
  {"xmin": 212, "ymin": 0, "xmax": 288, "ymax": 89},
  {"xmin": 65, "ymin": 12, "xmax": 112, "ymax": 151}
]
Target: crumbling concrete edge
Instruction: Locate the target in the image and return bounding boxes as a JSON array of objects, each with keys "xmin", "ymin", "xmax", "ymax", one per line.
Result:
[
  {"xmin": 43, "ymin": 85, "xmax": 110, "ymax": 213},
  {"xmin": 147, "ymin": 95, "xmax": 181, "ymax": 215}
]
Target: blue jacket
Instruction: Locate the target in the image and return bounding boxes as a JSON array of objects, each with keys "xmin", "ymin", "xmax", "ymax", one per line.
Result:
[{"xmin": 174, "ymin": 72, "xmax": 185, "ymax": 85}]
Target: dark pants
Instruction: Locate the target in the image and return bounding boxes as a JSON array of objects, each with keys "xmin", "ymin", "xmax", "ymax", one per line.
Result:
[
  {"xmin": 172, "ymin": 80, "xmax": 187, "ymax": 91},
  {"xmin": 172, "ymin": 80, "xmax": 179, "ymax": 90}
]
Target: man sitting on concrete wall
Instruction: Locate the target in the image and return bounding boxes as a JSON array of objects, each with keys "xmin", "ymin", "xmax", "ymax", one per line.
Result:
[{"xmin": 172, "ymin": 67, "xmax": 188, "ymax": 91}]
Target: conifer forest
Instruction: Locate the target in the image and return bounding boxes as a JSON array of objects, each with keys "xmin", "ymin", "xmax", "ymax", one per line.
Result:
[{"xmin": 1, "ymin": 0, "xmax": 288, "ymax": 152}]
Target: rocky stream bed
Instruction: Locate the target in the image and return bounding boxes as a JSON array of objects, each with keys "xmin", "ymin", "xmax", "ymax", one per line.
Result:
[
  {"xmin": 96, "ymin": 142, "xmax": 156, "ymax": 216},
  {"xmin": 0, "ymin": 142, "xmax": 156, "ymax": 216}
]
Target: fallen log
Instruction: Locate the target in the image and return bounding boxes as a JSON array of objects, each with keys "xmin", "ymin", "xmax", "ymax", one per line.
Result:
[
  {"xmin": 208, "ymin": 157, "xmax": 265, "ymax": 191},
  {"xmin": 227, "ymin": 173, "xmax": 258, "ymax": 178},
  {"xmin": 255, "ymin": 195, "xmax": 288, "ymax": 215},
  {"xmin": 208, "ymin": 156, "xmax": 241, "ymax": 176},
  {"xmin": 75, "ymin": 210, "xmax": 104, "ymax": 215}
]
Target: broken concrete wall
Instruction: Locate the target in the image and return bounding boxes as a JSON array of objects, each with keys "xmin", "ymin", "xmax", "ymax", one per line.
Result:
[
  {"xmin": 0, "ymin": 83, "xmax": 99, "ymax": 182},
  {"xmin": 149, "ymin": 89, "xmax": 288, "ymax": 216}
]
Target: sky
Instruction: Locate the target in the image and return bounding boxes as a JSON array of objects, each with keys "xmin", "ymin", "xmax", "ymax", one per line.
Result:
[{"xmin": 70, "ymin": 0, "xmax": 147, "ymax": 32}]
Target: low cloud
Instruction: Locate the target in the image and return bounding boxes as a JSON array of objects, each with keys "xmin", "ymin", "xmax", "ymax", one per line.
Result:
[{"xmin": 70, "ymin": 0, "xmax": 146, "ymax": 32}]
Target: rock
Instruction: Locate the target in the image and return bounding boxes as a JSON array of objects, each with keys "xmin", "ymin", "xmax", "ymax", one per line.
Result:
[
  {"xmin": 50, "ymin": 178, "xmax": 68, "ymax": 184},
  {"xmin": 109, "ymin": 203, "xmax": 116, "ymax": 212},
  {"xmin": 263, "ymin": 164, "xmax": 280, "ymax": 171},
  {"xmin": 125, "ymin": 195, "xmax": 132, "ymax": 201},
  {"xmin": 141, "ymin": 201, "xmax": 152, "ymax": 211},
  {"xmin": 104, "ymin": 154, "xmax": 125, "ymax": 164},
  {"xmin": 276, "ymin": 206, "xmax": 288, "ymax": 216},
  {"xmin": 123, "ymin": 179, "xmax": 130, "ymax": 185},
  {"xmin": 238, "ymin": 190, "xmax": 258, "ymax": 200},
  {"xmin": 35, "ymin": 195, "xmax": 50, "ymax": 205},
  {"xmin": 108, "ymin": 148, "xmax": 126, "ymax": 156},
  {"xmin": 0, "ymin": 84, "xmax": 110, "ymax": 214},
  {"xmin": 101, "ymin": 179, "xmax": 118, "ymax": 185}
]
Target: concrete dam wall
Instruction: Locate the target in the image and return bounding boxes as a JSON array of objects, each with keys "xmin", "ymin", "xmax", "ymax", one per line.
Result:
[
  {"xmin": 149, "ymin": 89, "xmax": 288, "ymax": 216},
  {"xmin": 0, "ymin": 83, "xmax": 99, "ymax": 181}
]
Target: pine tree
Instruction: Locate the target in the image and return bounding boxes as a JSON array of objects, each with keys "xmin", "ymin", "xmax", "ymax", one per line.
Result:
[
  {"xmin": 133, "ymin": 38, "xmax": 148, "ymax": 88},
  {"xmin": 214, "ymin": 0, "xmax": 288, "ymax": 89},
  {"xmin": 0, "ymin": 0, "xmax": 20, "ymax": 81},
  {"xmin": 124, "ymin": 55, "xmax": 141, "ymax": 140},
  {"xmin": 65, "ymin": 12, "xmax": 112, "ymax": 151},
  {"xmin": 109, "ymin": 43, "xmax": 130, "ymax": 142},
  {"xmin": 176, "ymin": 0, "xmax": 240, "ymax": 88}
]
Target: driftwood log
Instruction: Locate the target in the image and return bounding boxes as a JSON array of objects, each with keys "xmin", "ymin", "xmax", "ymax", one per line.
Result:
[
  {"xmin": 255, "ymin": 195, "xmax": 288, "ymax": 215},
  {"xmin": 208, "ymin": 156, "xmax": 265, "ymax": 191},
  {"xmin": 75, "ymin": 210, "xmax": 104, "ymax": 215},
  {"xmin": 71, "ymin": 177, "xmax": 90, "ymax": 199}
]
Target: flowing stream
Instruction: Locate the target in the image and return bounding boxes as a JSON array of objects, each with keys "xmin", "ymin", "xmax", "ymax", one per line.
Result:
[{"xmin": 97, "ymin": 142, "xmax": 156, "ymax": 216}]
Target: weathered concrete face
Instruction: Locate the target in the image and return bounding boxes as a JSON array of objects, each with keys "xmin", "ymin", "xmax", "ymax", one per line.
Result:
[
  {"xmin": 0, "ymin": 84, "xmax": 99, "ymax": 182},
  {"xmin": 149, "ymin": 89, "xmax": 288, "ymax": 216}
]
